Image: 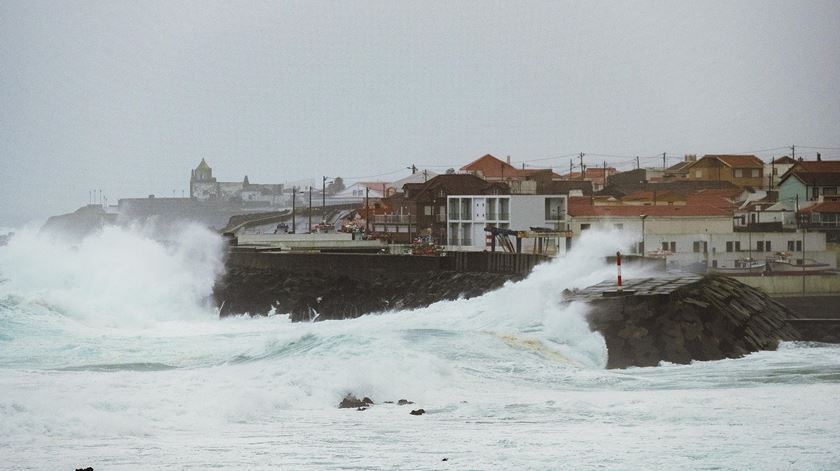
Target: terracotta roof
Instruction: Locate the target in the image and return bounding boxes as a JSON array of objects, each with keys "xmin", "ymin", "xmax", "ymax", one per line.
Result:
[
  {"xmin": 568, "ymin": 197, "xmax": 733, "ymax": 217},
  {"xmin": 460, "ymin": 154, "xmax": 522, "ymax": 178},
  {"xmin": 700, "ymin": 154, "xmax": 764, "ymax": 168},
  {"xmin": 771, "ymin": 156, "xmax": 797, "ymax": 165},
  {"xmin": 666, "ymin": 161, "xmax": 694, "ymax": 173},
  {"xmin": 780, "ymin": 161, "xmax": 840, "ymax": 186},
  {"xmin": 622, "ymin": 190, "xmax": 685, "ymax": 202},
  {"xmin": 799, "ymin": 201, "xmax": 840, "ymax": 214},
  {"xmin": 793, "ymin": 160, "xmax": 840, "ymax": 173}
]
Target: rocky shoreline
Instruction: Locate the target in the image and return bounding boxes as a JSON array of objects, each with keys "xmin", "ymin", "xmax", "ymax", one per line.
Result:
[{"xmin": 571, "ymin": 275, "xmax": 802, "ymax": 368}]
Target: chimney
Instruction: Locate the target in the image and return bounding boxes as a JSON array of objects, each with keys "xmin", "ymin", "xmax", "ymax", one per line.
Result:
[{"xmin": 506, "ymin": 155, "xmax": 511, "ymax": 165}]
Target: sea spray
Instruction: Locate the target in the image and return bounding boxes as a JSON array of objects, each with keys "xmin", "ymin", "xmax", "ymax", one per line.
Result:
[{"xmin": 0, "ymin": 224, "xmax": 225, "ymax": 329}]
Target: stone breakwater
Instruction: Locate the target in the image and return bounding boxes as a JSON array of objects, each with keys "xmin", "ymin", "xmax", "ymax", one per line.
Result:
[
  {"xmin": 567, "ymin": 274, "xmax": 802, "ymax": 368},
  {"xmin": 214, "ymin": 252, "xmax": 523, "ymax": 321}
]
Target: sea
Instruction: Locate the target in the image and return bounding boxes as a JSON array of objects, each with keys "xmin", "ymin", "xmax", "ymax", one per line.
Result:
[{"xmin": 1, "ymin": 224, "xmax": 839, "ymax": 470}]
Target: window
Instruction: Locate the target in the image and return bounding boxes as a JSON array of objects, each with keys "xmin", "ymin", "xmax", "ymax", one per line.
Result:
[
  {"xmin": 812, "ymin": 187, "xmax": 819, "ymax": 200},
  {"xmin": 734, "ymin": 169, "xmax": 743, "ymax": 178},
  {"xmin": 693, "ymin": 241, "xmax": 708, "ymax": 253},
  {"xmin": 544, "ymin": 197, "xmax": 566, "ymax": 221},
  {"xmin": 757, "ymin": 241, "xmax": 764, "ymax": 252},
  {"xmin": 735, "ymin": 241, "xmax": 741, "ymax": 252},
  {"xmin": 614, "ymin": 223, "xmax": 624, "ymax": 231},
  {"xmin": 424, "ymin": 205, "xmax": 432, "ymax": 216},
  {"xmin": 788, "ymin": 240, "xmax": 795, "ymax": 251},
  {"xmin": 825, "ymin": 187, "xmax": 837, "ymax": 196},
  {"xmin": 796, "ymin": 240, "xmax": 802, "ymax": 251},
  {"xmin": 695, "ymin": 170, "xmax": 703, "ymax": 178},
  {"xmin": 580, "ymin": 224, "xmax": 591, "ymax": 231},
  {"xmin": 726, "ymin": 241, "xmax": 741, "ymax": 252},
  {"xmin": 765, "ymin": 241, "xmax": 771, "ymax": 252},
  {"xmin": 448, "ymin": 199, "xmax": 460, "ymax": 220},
  {"xmin": 662, "ymin": 241, "xmax": 676, "ymax": 252},
  {"xmin": 751, "ymin": 169, "xmax": 760, "ymax": 178},
  {"xmin": 726, "ymin": 241, "xmax": 733, "ymax": 252},
  {"xmin": 712, "ymin": 260, "xmax": 718, "ymax": 268}
]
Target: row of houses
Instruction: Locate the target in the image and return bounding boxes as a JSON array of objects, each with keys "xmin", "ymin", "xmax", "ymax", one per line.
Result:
[{"xmin": 345, "ymin": 153, "xmax": 840, "ymax": 271}]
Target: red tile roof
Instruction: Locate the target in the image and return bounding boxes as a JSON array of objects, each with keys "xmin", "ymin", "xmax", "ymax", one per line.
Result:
[
  {"xmin": 793, "ymin": 160, "xmax": 840, "ymax": 173},
  {"xmin": 701, "ymin": 154, "xmax": 764, "ymax": 168},
  {"xmin": 568, "ymin": 197, "xmax": 733, "ymax": 217},
  {"xmin": 799, "ymin": 201, "xmax": 840, "ymax": 214},
  {"xmin": 460, "ymin": 154, "xmax": 522, "ymax": 178}
]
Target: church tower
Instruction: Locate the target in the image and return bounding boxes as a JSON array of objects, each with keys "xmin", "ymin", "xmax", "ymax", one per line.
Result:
[{"xmin": 190, "ymin": 159, "xmax": 216, "ymax": 198}]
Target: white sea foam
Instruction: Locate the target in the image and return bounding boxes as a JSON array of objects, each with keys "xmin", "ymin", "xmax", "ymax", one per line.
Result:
[{"xmin": 1, "ymin": 226, "xmax": 839, "ymax": 469}]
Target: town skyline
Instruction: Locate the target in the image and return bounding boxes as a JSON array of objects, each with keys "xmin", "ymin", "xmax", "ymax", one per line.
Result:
[{"xmin": 2, "ymin": 1, "xmax": 839, "ymax": 225}]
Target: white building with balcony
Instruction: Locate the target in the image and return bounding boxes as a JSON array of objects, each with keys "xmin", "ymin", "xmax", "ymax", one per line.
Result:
[{"xmin": 446, "ymin": 195, "xmax": 568, "ymax": 253}]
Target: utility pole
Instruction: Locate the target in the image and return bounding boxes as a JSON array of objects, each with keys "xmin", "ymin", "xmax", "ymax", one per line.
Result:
[
  {"xmin": 578, "ymin": 153, "xmax": 585, "ymax": 181},
  {"xmin": 411, "ymin": 164, "xmax": 417, "ymax": 174},
  {"xmin": 322, "ymin": 176, "xmax": 328, "ymax": 223},
  {"xmin": 791, "ymin": 145, "xmax": 796, "ymax": 161},
  {"xmin": 662, "ymin": 153, "xmax": 666, "ymax": 170},
  {"xmin": 636, "ymin": 156, "xmax": 640, "ymax": 170},
  {"xmin": 569, "ymin": 159, "xmax": 573, "ymax": 180},
  {"xmin": 291, "ymin": 186, "xmax": 297, "ymax": 233},
  {"xmin": 603, "ymin": 160, "xmax": 607, "ymax": 188},
  {"xmin": 308, "ymin": 186, "xmax": 312, "ymax": 233},
  {"xmin": 365, "ymin": 186, "xmax": 370, "ymax": 233},
  {"xmin": 423, "ymin": 169, "xmax": 428, "ymax": 182}
]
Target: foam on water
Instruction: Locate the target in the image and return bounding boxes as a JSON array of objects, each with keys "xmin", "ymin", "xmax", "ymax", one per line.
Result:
[{"xmin": 1, "ymin": 225, "xmax": 839, "ymax": 469}]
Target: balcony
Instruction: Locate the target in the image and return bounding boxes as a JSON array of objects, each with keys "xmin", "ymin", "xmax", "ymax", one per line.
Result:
[{"xmin": 373, "ymin": 214, "xmax": 415, "ymax": 224}]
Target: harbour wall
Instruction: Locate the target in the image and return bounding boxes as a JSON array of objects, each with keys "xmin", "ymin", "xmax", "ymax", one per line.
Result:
[{"xmin": 215, "ymin": 251, "xmax": 547, "ymax": 320}]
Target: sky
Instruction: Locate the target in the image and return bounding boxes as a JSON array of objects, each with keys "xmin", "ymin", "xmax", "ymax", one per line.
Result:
[{"xmin": 1, "ymin": 0, "xmax": 839, "ymax": 224}]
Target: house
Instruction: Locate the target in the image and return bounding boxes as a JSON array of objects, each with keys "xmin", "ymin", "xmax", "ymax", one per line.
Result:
[
  {"xmin": 778, "ymin": 160, "xmax": 840, "ymax": 204},
  {"xmin": 798, "ymin": 200, "xmax": 840, "ymax": 243},
  {"xmin": 567, "ymin": 196, "xmax": 835, "ymax": 270},
  {"xmin": 446, "ymin": 194, "xmax": 569, "ymax": 253},
  {"xmin": 685, "ymin": 154, "xmax": 765, "ymax": 188},
  {"xmin": 372, "ymin": 174, "xmax": 509, "ymax": 244},
  {"xmin": 663, "ymin": 155, "xmax": 697, "ymax": 180},
  {"xmin": 766, "ymin": 156, "xmax": 797, "ymax": 189},
  {"xmin": 460, "ymin": 154, "xmax": 560, "ymax": 194}
]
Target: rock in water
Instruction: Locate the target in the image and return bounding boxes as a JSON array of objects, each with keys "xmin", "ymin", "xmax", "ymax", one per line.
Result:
[
  {"xmin": 338, "ymin": 394, "xmax": 373, "ymax": 409},
  {"xmin": 397, "ymin": 399, "xmax": 414, "ymax": 405},
  {"xmin": 568, "ymin": 274, "xmax": 801, "ymax": 368},
  {"xmin": 409, "ymin": 408, "xmax": 425, "ymax": 415}
]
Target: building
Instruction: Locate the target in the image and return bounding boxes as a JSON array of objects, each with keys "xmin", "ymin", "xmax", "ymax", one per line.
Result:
[
  {"xmin": 766, "ymin": 156, "xmax": 797, "ymax": 189},
  {"xmin": 446, "ymin": 194, "xmax": 569, "ymax": 253},
  {"xmin": 373, "ymin": 174, "xmax": 509, "ymax": 244},
  {"xmin": 567, "ymin": 196, "xmax": 834, "ymax": 270},
  {"xmin": 189, "ymin": 159, "xmax": 285, "ymax": 205},
  {"xmin": 685, "ymin": 154, "xmax": 765, "ymax": 188},
  {"xmin": 778, "ymin": 160, "xmax": 840, "ymax": 204}
]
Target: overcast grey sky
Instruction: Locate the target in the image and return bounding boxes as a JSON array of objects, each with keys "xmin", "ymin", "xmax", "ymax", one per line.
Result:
[{"xmin": 2, "ymin": 0, "xmax": 839, "ymax": 224}]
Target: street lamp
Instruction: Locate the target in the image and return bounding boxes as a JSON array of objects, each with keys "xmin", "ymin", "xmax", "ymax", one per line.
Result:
[
  {"xmin": 322, "ymin": 176, "xmax": 334, "ymax": 224},
  {"xmin": 290, "ymin": 186, "xmax": 299, "ymax": 233},
  {"xmin": 639, "ymin": 214, "xmax": 648, "ymax": 255}
]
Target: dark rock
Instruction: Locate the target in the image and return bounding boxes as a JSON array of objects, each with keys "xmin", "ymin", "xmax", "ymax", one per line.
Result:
[
  {"xmin": 397, "ymin": 399, "xmax": 414, "ymax": 405},
  {"xmin": 356, "ymin": 407, "xmax": 367, "ymax": 411},
  {"xmin": 409, "ymin": 408, "xmax": 425, "ymax": 415},
  {"xmin": 383, "ymin": 401, "xmax": 394, "ymax": 404},
  {"xmin": 362, "ymin": 397, "xmax": 374, "ymax": 405},
  {"xmin": 75, "ymin": 468, "xmax": 94, "ymax": 471},
  {"xmin": 338, "ymin": 394, "xmax": 372, "ymax": 409},
  {"xmin": 442, "ymin": 458, "xmax": 449, "ymax": 461},
  {"xmin": 575, "ymin": 275, "xmax": 801, "ymax": 368}
]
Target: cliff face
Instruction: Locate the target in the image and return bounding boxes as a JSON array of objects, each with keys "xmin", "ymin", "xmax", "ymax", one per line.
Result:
[
  {"xmin": 214, "ymin": 266, "xmax": 520, "ymax": 321},
  {"xmin": 571, "ymin": 275, "xmax": 801, "ymax": 368}
]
